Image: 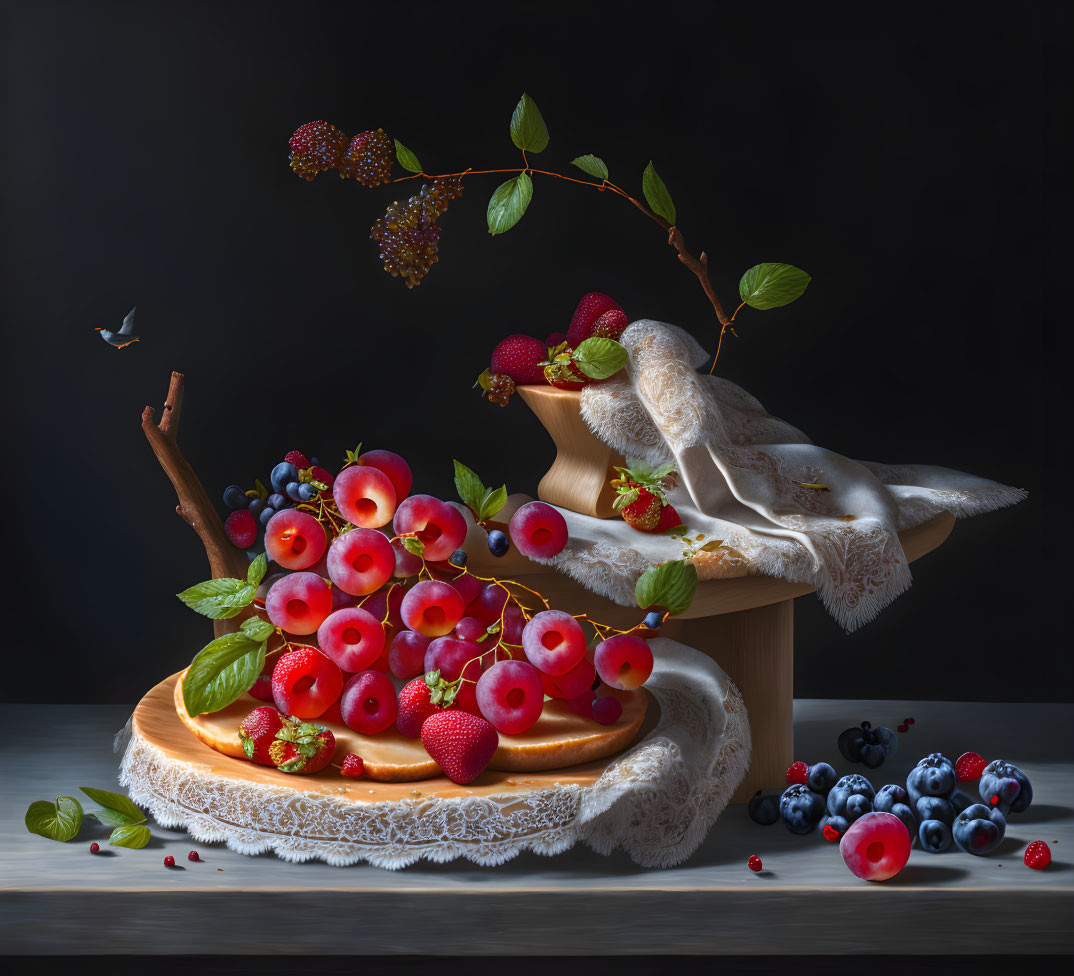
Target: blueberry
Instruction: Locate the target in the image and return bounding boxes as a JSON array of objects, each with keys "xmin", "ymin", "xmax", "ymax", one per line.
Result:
[
  {"xmin": 248, "ymin": 497, "xmax": 266, "ymax": 520},
  {"xmin": 837, "ymin": 720, "xmax": 896, "ymax": 767},
  {"xmin": 285, "ymin": 481, "xmax": 303, "ymax": 501},
  {"xmin": 449, "ymin": 548, "xmax": 468, "ymax": 568},
  {"xmin": 824, "ymin": 814, "xmax": 850, "ymax": 836},
  {"xmin": 846, "ymin": 794, "xmax": 872, "ymax": 821},
  {"xmin": 643, "ymin": 610, "xmax": 664, "ymax": 630},
  {"xmin": 861, "ymin": 743, "xmax": 886, "ymax": 768},
  {"xmin": 779, "ymin": 784, "xmax": 826, "ymax": 834},
  {"xmin": 837, "ymin": 727, "xmax": 866, "ymax": 763},
  {"xmin": 222, "ymin": 485, "xmax": 248, "ymax": 510},
  {"xmin": 807, "ymin": 762, "xmax": 837, "ymax": 795},
  {"xmin": 915, "ymin": 794, "xmax": 956, "ymax": 826},
  {"xmin": 919, "ymin": 819, "xmax": 953, "ymax": 853},
  {"xmin": 297, "ymin": 483, "xmax": 317, "ymax": 501},
  {"xmin": 979, "ymin": 760, "xmax": 1032, "ymax": 816},
  {"xmin": 310, "ymin": 457, "xmax": 319, "ymax": 465},
  {"xmin": 271, "ymin": 461, "xmax": 298, "ymax": 494},
  {"xmin": 827, "ymin": 774, "xmax": 876, "ymax": 821},
  {"xmin": 952, "ymin": 803, "xmax": 1006, "ymax": 856},
  {"xmin": 267, "ymin": 493, "xmax": 287, "ymax": 510},
  {"xmin": 747, "ymin": 790, "xmax": 781, "ymax": 826},
  {"xmin": 873, "ymin": 784, "xmax": 909, "ymax": 813},
  {"xmin": 488, "ymin": 530, "xmax": 510, "ymax": 557},
  {"xmin": 258, "ymin": 507, "xmax": 275, "ymax": 528},
  {"xmin": 906, "ymin": 753, "xmax": 956, "ymax": 806},
  {"xmin": 889, "ymin": 802, "xmax": 917, "ymax": 842}
]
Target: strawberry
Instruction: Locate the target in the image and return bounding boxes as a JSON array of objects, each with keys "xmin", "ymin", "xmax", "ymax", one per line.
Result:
[
  {"xmin": 267, "ymin": 721, "xmax": 335, "ymax": 774},
  {"xmin": 955, "ymin": 751, "xmax": 987, "ymax": 782},
  {"xmin": 611, "ymin": 459, "xmax": 681, "ymax": 533},
  {"xmin": 420, "ymin": 710, "xmax": 499, "ymax": 785},
  {"xmin": 545, "ymin": 331, "xmax": 566, "ymax": 347},
  {"xmin": 284, "ymin": 450, "xmax": 310, "ymax": 469},
  {"xmin": 590, "ymin": 308, "xmax": 629, "ymax": 340},
  {"xmin": 786, "ymin": 761, "xmax": 809, "ymax": 785},
  {"xmin": 566, "ymin": 292, "xmax": 622, "ymax": 348},
  {"xmin": 341, "ymin": 754, "xmax": 365, "ymax": 777},
  {"xmin": 490, "ymin": 335, "xmax": 549, "ymax": 386},
  {"xmin": 543, "ymin": 352, "xmax": 587, "ymax": 390},
  {"xmin": 238, "ymin": 706, "xmax": 287, "ymax": 765},
  {"xmin": 1024, "ymin": 840, "xmax": 1051, "ymax": 870},
  {"xmin": 398, "ymin": 673, "xmax": 456, "ymax": 738}
]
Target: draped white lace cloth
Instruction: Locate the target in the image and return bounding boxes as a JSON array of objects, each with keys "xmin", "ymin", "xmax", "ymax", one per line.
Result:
[
  {"xmin": 118, "ymin": 640, "xmax": 749, "ymax": 870},
  {"xmin": 534, "ymin": 320, "xmax": 1026, "ymax": 632}
]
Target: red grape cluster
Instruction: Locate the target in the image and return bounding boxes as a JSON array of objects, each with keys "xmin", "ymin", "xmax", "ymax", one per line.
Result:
[
  {"xmin": 340, "ymin": 128, "xmax": 394, "ymax": 187},
  {"xmin": 370, "ymin": 177, "xmax": 464, "ymax": 288}
]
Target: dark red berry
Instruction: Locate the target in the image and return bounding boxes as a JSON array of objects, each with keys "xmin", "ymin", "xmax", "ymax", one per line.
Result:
[
  {"xmin": 990, "ymin": 794, "xmax": 1000, "ymax": 806},
  {"xmin": 786, "ymin": 761, "xmax": 808, "ymax": 785},
  {"xmin": 822, "ymin": 824, "xmax": 841, "ymax": 842},
  {"xmin": 89, "ymin": 842, "xmax": 100, "ymax": 853},
  {"xmin": 1024, "ymin": 841, "xmax": 1051, "ymax": 870},
  {"xmin": 188, "ymin": 850, "xmax": 200, "ymax": 862},
  {"xmin": 905, "ymin": 717, "xmax": 915, "ymax": 725},
  {"xmin": 747, "ymin": 855, "xmax": 763, "ymax": 872},
  {"xmin": 164, "ymin": 855, "xmax": 175, "ymax": 867},
  {"xmin": 897, "ymin": 723, "xmax": 908, "ymax": 733},
  {"xmin": 284, "ymin": 451, "xmax": 310, "ymax": 470}
]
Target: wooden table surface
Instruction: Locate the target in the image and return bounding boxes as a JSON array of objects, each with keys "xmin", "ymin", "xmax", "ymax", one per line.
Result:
[{"xmin": 2, "ymin": 698, "xmax": 1070, "ymax": 956}]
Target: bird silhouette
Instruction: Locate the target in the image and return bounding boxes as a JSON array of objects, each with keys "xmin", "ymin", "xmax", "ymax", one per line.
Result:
[{"xmin": 96, "ymin": 307, "xmax": 140, "ymax": 348}]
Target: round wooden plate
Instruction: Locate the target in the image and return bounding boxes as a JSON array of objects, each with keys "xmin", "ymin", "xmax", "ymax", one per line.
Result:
[{"xmin": 141, "ymin": 673, "xmax": 652, "ymax": 799}]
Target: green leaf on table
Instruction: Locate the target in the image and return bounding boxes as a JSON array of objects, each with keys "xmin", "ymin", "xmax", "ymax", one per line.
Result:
[
  {"xmin": 571, "ymin": 154, "xmax": 608, "ymax": 180},
  {"xmin": 182, "ymin": 632, "xmax": 266, "ymax": 716},
  {"xmin": 176, "ymin": 578, "xmax": 255, "ymax": 619},
  {"xmin": 642, "ymin": 161, "xmax": 676, "ymax": 225},
  {"xmin": 477, "ymin": 485, "xmax": 508, "ymax": 522},
  {"xmin": 246, "ymin": 552, "xmax": 268, "ymax": 589},
  {"xmin": 79, "ymin": 787, "xmax": 145, "ymax": 826},
  {"xmin": 453, "ymin": 459, "xmax": 486, "ymax": 514},
  {"xmin": 571, "ymin": 337, "xmax": 628, "ymax": 379},
  {"xmin": 738, "ymin": 263, "xmax": 811, "ymax": 310},
  {"xmin": 401, "ymin": 535, "xmax": 425, "ymax": 557},
  {"xmin": 240, "ymin": 616, "xmax": 275, "ymax": 642},
  {"xmin": 109, "ymin": 823, "xmax": 151, "ymax": 849},
  {"xmin": 487, "ymin": 172, "xmax": 533, "ymax": 235},
  {"xmin": 394, "ymin": 138, "xmax": 422, "ymax": 174},
  {"xmin": 25, "ymin": 796, "xmax": 83, "ymax": 842},
  {"xmin": 509, "ymin": 93, "xmax": 549, "ymax": 153},
  {"xmin": 635, "ymin": 559, "xmax": 698, "ymax": 617}
]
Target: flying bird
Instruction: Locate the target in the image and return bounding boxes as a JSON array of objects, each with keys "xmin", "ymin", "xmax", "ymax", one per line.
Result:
[{"xmin": 96, "ymin": 307, "xmax": 140, "ymax": 348}]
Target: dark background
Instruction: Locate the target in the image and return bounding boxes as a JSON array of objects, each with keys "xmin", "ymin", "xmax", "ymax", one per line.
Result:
[{"xmin": 1, "ymin": 0, "xmax": 1068, "ymax": 705}]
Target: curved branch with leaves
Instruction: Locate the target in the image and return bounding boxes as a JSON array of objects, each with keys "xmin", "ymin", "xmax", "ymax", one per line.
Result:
[{"xmin": 289, "ymin": 93, "xmax": 811, "ymax": 372}]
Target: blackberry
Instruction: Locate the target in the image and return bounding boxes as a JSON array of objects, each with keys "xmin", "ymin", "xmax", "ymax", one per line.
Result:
[
  {"xmin": 288, "ymin": 121, "xmax": 348, "ymax": 181},
  {"xmin": 341, "ymin": 128, "xmax": 395, "ymax": 187},
  {"xmin": 486, "ymin": 372, "xmax": 516, "ymax": 406},
  {"xmin": 370, "ymin": 177, "xmax": 464, "ymax": 287}
]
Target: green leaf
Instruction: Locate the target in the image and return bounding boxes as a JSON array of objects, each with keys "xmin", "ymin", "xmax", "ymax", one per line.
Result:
[
  {"xmin": 509, "ymin": 93, "xmax": 549, "ymax": 153},
  {"xmin": 487, "ymin": 172, "xmax": 533, "ymax": 235},
  {"xmin": 424, "ymin": 669, "xmax": 441, "ymax": 687},
  {"xmin": 401, "ymin": 535, "xmax": 425, "ymax": 557},
  {"xmin": 240, "ymin": 616, "xmax": 275, "ymax": 642},
  {"xmin": 182, "ymin": 632, "xmax": 266, "ymax": 716},
  {"xmin": 478, "ymin": 485, "xmax": 508, "ymax": 522},
  {"xmin": 453, "ymin": 459, "xmax": 486, "ymax": 513},
  {"xmin": 79, "ymin": 787, "xmax": 145, "ymax": 826},
  {"xmin": 571, "ymin": 154, "xmax": 608, "ymax": 180},
  {"xmin": 247, "ymin": 552, "xmax": 268, "ymax": 588},
  {"xmin": 86, "ymin": 807, "xmax": 143, "ymax": 827},
  {"xmin": 176, "ymin": 578, "xmax": 256, "ymax": 619},
  {"xmin": 635, "ymin": 559, "xmax": 698, "ymax": 617},
  {"xmin": 474, "ymin": 368, "xmax": 492, "ymax": 391},
  {"xmin": 394, "ymin": 138, "xmax": 422, "ymax": 174},
  {"xmin": 642, "ymin": 161, "xmax": 676, "ymax": 225},
  {"xmin": 25, "ymin": 796, "xmax": 83, "ymax": 842},
  {"xmin": 345, "ymin": 442, "xmax": 363, "ymax": 464},
  {"xmin": 738, "ymin": 263, "xmax": 812, "ymax": 310},
  {"xmin": 571, "ymin": 337, "xmax": 628, "ymax": 379},
  {"xmin": 109, "ymin": 823, "xmax": 151, "ymax": 849}
]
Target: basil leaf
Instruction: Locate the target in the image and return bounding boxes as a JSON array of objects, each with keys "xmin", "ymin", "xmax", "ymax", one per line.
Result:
[
  {"xmin": 25, "ymin": 796, "xmax": 83, "ymax": 842},
  {"xmin": 641, "ymin": 161, "xmax": 676, "ymax": 225},
  {"xmin": 635, "ymin": 559, "xmax": 698, "ymax": 617},
  {"xmin": 571, "ymin": 337, "xmax": 628, "ymax": 379},
  {"xmin": 394, "ymin": 138, "xmax": 422, "ymax": 174},
  {"xmin": 453, "ymin": 459, "xmax": 486, "ymax": 513},
  {"xmin": 86, "ymin": 807, "xmax": 144, "ymax": 827},
  {"xmin": 571, "ymin": 154, "xmax": 608, "ymax": 180},
  {"xmin": 478, "ymin": 485, "xmax": 508, "ymax": 522},
  {"xmin": 109, "ymin": 824, "xmax": 151, "ymax": 849},
  {"xmin": 738, "ymin": 263, "xmax": 812, "ymax": 310},
  {"xmin": 487, "ymin": 172, "xmax": 533, "ymax": 235},
  {"xmin": 80, "ymin": 787, "xmax": 145, "ymax": 825},
  {"xmin": 177, "ymin": 577, "xmax": 255, "ymax": 619},
  {"xmin": 246, "ymin": 552, "xmax": 268, "ymax": 588},
  {"xmin": 183, "ymin": 633, "xmax": 266, "ymax": 716},
  {"xmin": 240, "ymin": 616, "xmax": 275, "ymax": 642},
  {"xmin": 509, "ymin": 93, "xmax": 549, "ymax": 153}
]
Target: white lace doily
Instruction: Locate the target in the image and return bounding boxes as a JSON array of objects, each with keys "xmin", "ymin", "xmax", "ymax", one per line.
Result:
[{"xmin": 118, "ymin": 639, "xmax": 750, "ymax": 870}]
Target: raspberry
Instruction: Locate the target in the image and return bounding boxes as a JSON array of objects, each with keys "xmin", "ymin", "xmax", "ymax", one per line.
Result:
[
  {"xmin": 786, "ymin": 761, "xmax": 809, "ymax": 785},
  {"xmin": 955, "ymin": 752, "xmax": 987, "ymax": 782},
  {"xmin": 370, "ymin": 177, "xmax": 463, "ymax": 287},
  {"xmin": 822, "ymin": 824, "xmax": 841, "ymax": 842},
  {"xmin": 747, "ymin": 855, "xmax": 763, "ymax": 872},
  {"xmin": 341, "ymin": 128, "xmax": 394, "ymax": 186},
  {"xmin": 224, "ymin": 509, "xmax": 257, "ymax": 548},
  {"xmin": 308, "ymin": 465, "xmax": 334, "ymax": 488},
  {"xmin": 1024, "ymin": 840, "xmax": 1051, "ymax": 870},
  {"xmin": 490, "ymin": 334, "xmax": 549, "ymax": 385},
  {"xmin": 289, "ymin": 121, "xmax": 348, "ymax": 181},
  {"xmin": 590, "ymin": 308, "xmax": 629, "ymax": 340},
  {"xmin": 341, "ymin": 753, "xmax": 365, "ymax": 777},
  {"xmin": 284, "ymin": 451, "xmax": 310, "ymax": 470},
  {"xmin": 487, "ymin": 373, "xmax": 516, "ymax": 406},
  {"xmin": 164, "ymin": 856, "xmax": 175, "ymax": 867},
  {"xmin": 188, "ymin": 850, "xmax": 200, "ymax": 862}
]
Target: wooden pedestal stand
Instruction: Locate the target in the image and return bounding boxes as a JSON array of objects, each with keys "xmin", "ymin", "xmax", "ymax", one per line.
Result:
[{"xmin": 508, "ymin": 385, "xmax": 955, "ymax": 802}]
